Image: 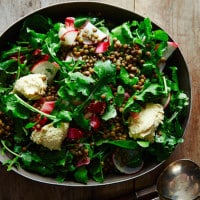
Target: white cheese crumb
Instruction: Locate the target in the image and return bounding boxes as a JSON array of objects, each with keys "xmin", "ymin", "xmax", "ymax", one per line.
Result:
[
  {"xmin": 13, "ymin": 74, "xmax": 47, "ymax": 100},
  {"xmin": 128, "ymin": 103, "xmax": 164, "ymax": 142},
  {"xmin": 30, "ymin": 123, "xmax": 69, "ymax": 151}
]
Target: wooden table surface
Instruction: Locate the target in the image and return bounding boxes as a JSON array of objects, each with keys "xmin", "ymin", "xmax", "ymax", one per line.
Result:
[{"xmin": 0, "ymin": 0, "xmax": 199, "ymax": 199}]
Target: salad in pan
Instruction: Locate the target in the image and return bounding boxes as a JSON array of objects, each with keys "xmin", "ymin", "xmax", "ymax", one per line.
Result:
[{"xmin": 0, "ymin": 14, "xmax": 189, "ymax": 184}]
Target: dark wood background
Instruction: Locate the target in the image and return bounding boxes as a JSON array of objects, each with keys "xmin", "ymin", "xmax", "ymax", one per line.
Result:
[{"xmin": 0, "ymin": 0, "xmax": 199, "ymax": 199}]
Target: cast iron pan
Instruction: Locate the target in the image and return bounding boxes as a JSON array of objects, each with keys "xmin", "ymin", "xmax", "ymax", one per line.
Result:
[{"xmin": 0, "ymin": 1, "xmax": 191, "ymax": 186}]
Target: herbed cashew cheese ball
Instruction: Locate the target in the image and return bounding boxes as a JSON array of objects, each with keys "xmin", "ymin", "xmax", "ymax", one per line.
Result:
[
  {"xmin": 13, "ymin": 74, "xmax": 47, "ymax": 100},
  {"xmin": 31, "ymin": 123, "xmax": 69, "ymax": 151},
  {"xmin": 128, "ymin": 103, "xmax": 164, "ymax": 142}
]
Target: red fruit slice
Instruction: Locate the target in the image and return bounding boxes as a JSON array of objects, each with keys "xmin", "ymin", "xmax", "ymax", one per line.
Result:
[
  {"xmin": 87, "ymin": 101, "xmax": 106, "ymax": 115},
  {"xmin": 124, "ymin": 92, "xmax": 130, "ymax": 100},
  {"xmin": 112, "ymin": 148, "xmax": 144, "ymax": 174},
  {"xmin": 32, "ymin": 48, "xmax": 42, "ymax": 56},
  {"xmin": 90, "ymin": 114, "xmax": 100, "ymax": 129},
  {"xmin": 34, "ymin": 101, "xmax": 55, "ymax": 131},
  {"xmin": 130, "ymin": 111, "xmax": 140, "ymax": 120},
  {"xmin": 95, "ymin": 38, "xmax": 110, "ymax": 53},
  {"xmin": 65, "ymin": 17, "xmax": 76, "ymax": 31},
  {"xmin": 40, "ymin": 101, "xmax": 55, "ymax": 114},
  {"xmin": 10, "ymin": 55, "xmax": 26, "ymax": 64},
  {"xmin": 67, "ymin": 128, "xmax": 84, "ymax": 140},
  {"xmin": 76, "ymin": 157, "xmax": 90, "ymax": 167}
]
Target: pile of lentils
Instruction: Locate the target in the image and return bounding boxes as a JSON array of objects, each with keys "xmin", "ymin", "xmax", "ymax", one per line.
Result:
[
  {"xmin": 58, "ymin": 34, "xmax": 150, "ymax": 139},
  {"xmin": 59, "ymin": 35, "xmax": 147, "ymax": 90},
  {"xmin": 0, "ymin": 112, "xmax": 14, "ymax": 139}
]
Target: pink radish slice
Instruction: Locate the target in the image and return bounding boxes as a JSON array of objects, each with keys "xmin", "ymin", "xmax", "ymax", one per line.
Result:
[
  {"xmin": 65, "ymin": 17, "xmax": 76, "ymax": 31},
  {"xmin": 158, "ymin": 41, "xmax": 178, "ymax": 72},
  {"xmin": 34, "ymin": 101, "xmax": 55, "ymax": 130},
  {"xmin": 58, "ymin": 27, "xmax": 67, "ymax": 39},
  {"xmin": 163, "ymin": 41, "xmax": 178, "ymax": 58},
  {"xmin": 79, "ymin": 21, "xmax": 107, "ymax": 44},
  {"xmin": 67, "ymin": 128, "xmax": 84, "ymax": 140},
  {"xmin": 60, "ymin": 30, "xmax": 78, "ymax": 46},
  {"xmin": 112, "ymin": 148, "xmax": 144, "ymax": 174},
  {"xmin": 31, "ymin": 61, "xmax": 59, "ymax": 83},
  {"xmin": 33, "ymin": 48, "xmax": 42, "ymax": 56},
  {"xmin": 95, "ymin": 39, "xmax": 110, "ymax": 53},
  {"xmin": 58, "ymin": 17, "xmax": 78, "ymax": 46},
  {"xmin": 161, "ymin": 93, "xmax": 171, "ymax": 109},
  {"xmin": 65, "ymin": 52, "xmax": 82, "ymax": 61},
  {"xmin": 76, "ymin": 157, "xmax": 90, "ymax": 167},
  {"xmin": 40, "ymin": 101, "xmax": 55, "ymax": 114}
]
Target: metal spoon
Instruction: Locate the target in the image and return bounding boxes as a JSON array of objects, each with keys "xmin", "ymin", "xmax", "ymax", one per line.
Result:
[
  {"xmin": 135, "ymin": 159, "xmax": 200, "ymax": 200},
  {"xmin": 157, "ymin": 159, "xmax": 200, "ymax": 200}
]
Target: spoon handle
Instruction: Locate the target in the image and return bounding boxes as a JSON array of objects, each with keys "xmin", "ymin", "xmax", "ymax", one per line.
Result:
[
  {"xmin": 135, "ymin": 185, "xmax": 158, "ymax": 200},
  {"xmin": 115, "ymin": 185, "xmax": 159, "ymax": 200}
]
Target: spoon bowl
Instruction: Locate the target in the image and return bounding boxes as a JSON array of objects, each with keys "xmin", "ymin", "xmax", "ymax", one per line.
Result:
[{"xmin": 157, "ymin": 159, "xmax": 200, "ymax": 200}]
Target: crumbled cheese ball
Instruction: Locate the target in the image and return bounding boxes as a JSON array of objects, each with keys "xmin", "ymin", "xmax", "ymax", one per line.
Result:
[
  {"xmin": 31, "ymin": 123, "xmax": 69, "ymax": 151},
  {"xmin": 13, "ymin": 74, "xmax": 47, "ymax": 100},
  {"xmin": 128, "ymin": 103, "xmax": 164, "ymax": 142}
]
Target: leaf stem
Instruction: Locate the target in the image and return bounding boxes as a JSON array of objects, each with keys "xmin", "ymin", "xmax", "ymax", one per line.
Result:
[
  {"xmin": 167, "ymin": 111, "xmax": 178, "ymax": 123},
  {"xmin": 1, "ymin": 140, "xmax": 21, "ymax": 157},
  {"xmin": 14, "ymin": 94, "xmax": 56, "ymax": 120}
]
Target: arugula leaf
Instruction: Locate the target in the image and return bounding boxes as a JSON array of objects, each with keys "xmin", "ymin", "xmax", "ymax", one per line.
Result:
[
  {"xmin": 114, "ymin": 85, "xmax": 125, "ymax": 107},
  {"xmin": 14, "ymin": 120, "xmax": 28, "ymax": 143},
  {"xmin": 89, "ymin": 156, "xmax": 104, "ymax": 183},
  {"xmin": 102, "ymin": 104, "xmax": 117, "ymax": 121},
  {"xmin": 94, "ymin": 60, "xmax": 116, "ymax": 83},
  {"xmin": 0, "ymin": 59, "xmax": 18, "ymax": 74},
  {"xmin": 3, "ymin": 156, "xmax": 19, "ymax": 171},
  {"xmin": 67, "ymin": 72, "xmax": 95, "ymax": 96},
  {"xmin": 153, "ymin": 30, "xmax": 169, "ymax": 41},
  {"xmin": 72, "ymin": 60, "xmax": 116, "ymax": 129},
  {"xmin": 137, "ymin": 140, "xmax": 150, "ymax": 148},
  {"xmin": 13, "ymin": 94, "xmax": 56, "ymax": 120},
  {"xmin": 43, "ymin": 23, "xmax": 60, "ymax": 58},
  {"xmin": 141, "ymin": 62, "xmax": 156, "ymax": 77},
  {"xmin": 21, "ymin": 152, "xmax": 41, "ymax": 167},
  {"xmin": 1, "ymin": 140, "xmax": 20, "ymax": 158},
  {"xmin": 24, "ymin": 28, "xmax": 46, "ymax": 48},
  {"xmin": 75, "ymin": 16, "xmax": 105, "ymax": 28},
  {"xmin": 72, "ymin": 112, "xmax": 90, "ymax": 130},
  {"xmin": 141, "ymin": 18, "xmax": 152, "ymax": 41},
  {"xmin": 93, "ymin": 85, "xmax": 114, "ymax": 102},
  {"xmin": 20, "ymin": 14, "xmax": 52, "ymax": 35},
  {"xmin": 119, "ymin": 67, "xmax": 139, "ymax": 86},
  {"xmin": 134, "ymin": 81, "xmax": 165, "ymax": 101},
  {"xmin": 167, "ymin": 66, "xmax": 179, "ymax": 91},
  {"xmin": 96, "ymin": 139, "xmax": 138, "ymax": 149},
  {"xmin": 1, "ymin": 94, "xmax": 30, "ymax": 119},
  {"xmin": 74, "ymin": 166, "xmax": 88, "ymax": 184},
  {"xmin": 0, "ymin": 46, "xmax": 32, "ymax": 60},
  {"xmin": 111, "ymin": 21, "xmax": 134, "ymax": 44}
]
